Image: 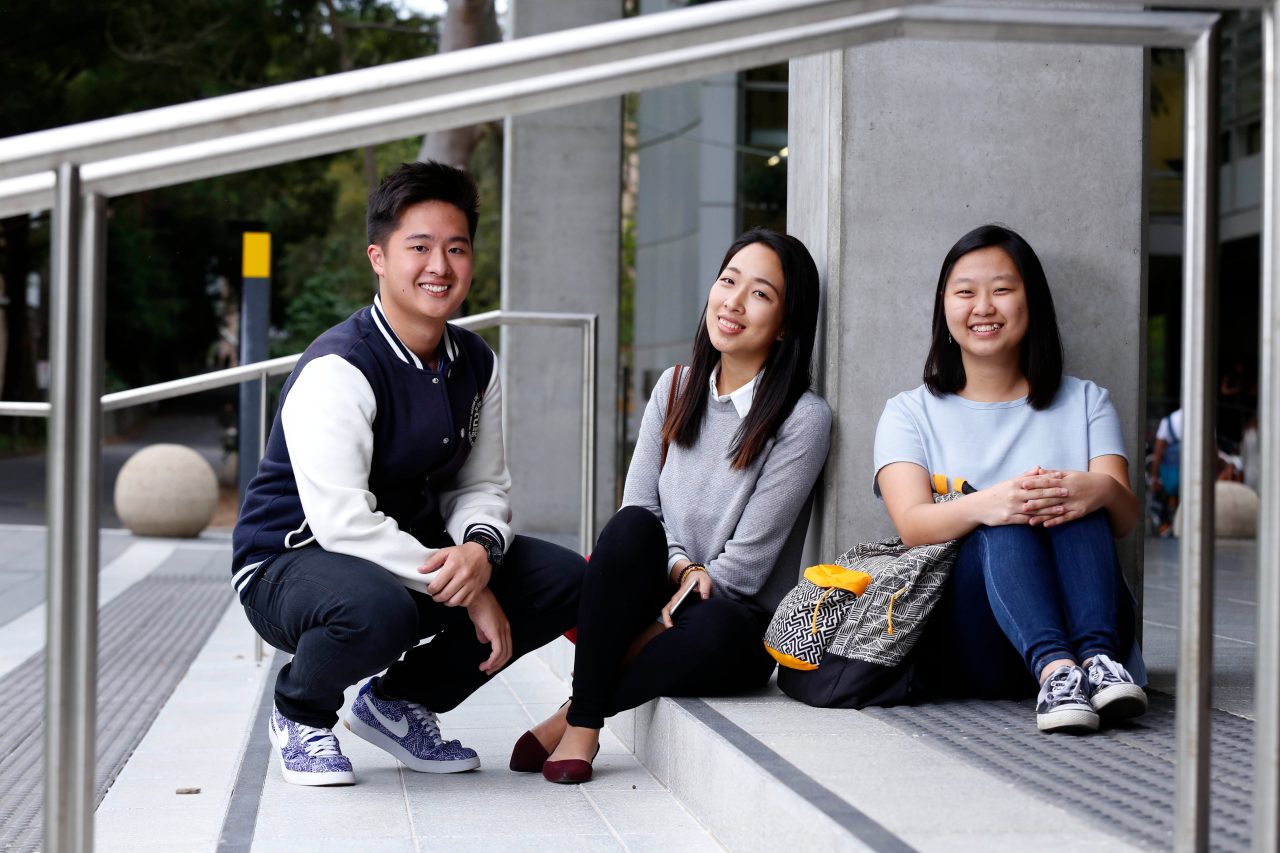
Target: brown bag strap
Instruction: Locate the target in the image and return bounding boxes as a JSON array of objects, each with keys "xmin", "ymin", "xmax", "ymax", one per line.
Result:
[{"xmin": 659, "ymin": 364, "xmax": 685, "ymax": 471}]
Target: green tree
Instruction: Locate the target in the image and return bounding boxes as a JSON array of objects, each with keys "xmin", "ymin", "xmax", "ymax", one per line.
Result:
[{"xmin": 0, "ymin": 0, "xmax": 444, "ymax": 393}]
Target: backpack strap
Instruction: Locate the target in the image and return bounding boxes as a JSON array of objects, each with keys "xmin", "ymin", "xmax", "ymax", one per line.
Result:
[{"xmin": 659, "ymin": 364, "xmax": 685, "ymax": 471}]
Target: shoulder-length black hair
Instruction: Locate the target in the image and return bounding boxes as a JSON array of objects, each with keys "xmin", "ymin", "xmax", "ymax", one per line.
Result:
[
  {"xmin": 663, "ymin": 227, "xmax": 820, "ymax": 469},
  {"xmin": 923, "ymin": 224, "xmax": 1064, "ymax": 410}
]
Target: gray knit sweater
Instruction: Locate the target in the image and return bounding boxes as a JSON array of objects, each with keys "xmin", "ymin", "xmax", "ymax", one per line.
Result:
[{"xmin": 622, "ymin": 366, "xmax": 832, "ymax": 618}]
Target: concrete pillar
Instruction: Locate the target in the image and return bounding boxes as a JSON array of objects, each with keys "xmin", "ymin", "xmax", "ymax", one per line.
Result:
[
  {"xmin": 789, "ymin": 33, "xmax": 1148, "ymax": 584},
  {"xmin": 501, "ymin": 0, "xmax": 623, "ymax": 546}
]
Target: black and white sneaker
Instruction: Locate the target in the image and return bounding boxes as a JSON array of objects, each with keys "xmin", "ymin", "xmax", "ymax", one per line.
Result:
[
  {"xmin": 1086, "ymin": 653, "xmax": 1148, "ymax": 721},
  {"xmin": 1036, "ymin": 665, "xmax": 1099, "ymax": 734}
]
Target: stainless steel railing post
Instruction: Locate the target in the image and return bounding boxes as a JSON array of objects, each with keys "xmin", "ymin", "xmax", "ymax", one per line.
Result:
[
  {"xmin": 43, "ymin": 163, "xmax": 100, "ymax": 853},
  {"xmin": 255, "ymin": 368, "xmax": 269, "ymax": 663},
  {"xmin": 1173, "ymin": 26, "xmax": 1220, "ymax": 853},
  {"xmin": 1255, "ymin": 5, "xmax": 1280, "ymax": 851},
  {"xmin": 580, "ymin": 317, "xmax": 598, "ymax": 556}
]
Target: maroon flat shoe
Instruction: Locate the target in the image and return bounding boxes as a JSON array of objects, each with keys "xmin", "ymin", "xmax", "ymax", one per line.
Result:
[
  {"xmin": 509, "ymin": 730, "xmax": 551, "ymax": 773},
  {"xmin": 541, "ymin": 744, "xmax": 600, "ymax": 785}
]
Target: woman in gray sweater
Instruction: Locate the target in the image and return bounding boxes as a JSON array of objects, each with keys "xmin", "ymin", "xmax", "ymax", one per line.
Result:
[{"xmin": 510, "ymin": 228, "xmax": 832, "ymax": 783}]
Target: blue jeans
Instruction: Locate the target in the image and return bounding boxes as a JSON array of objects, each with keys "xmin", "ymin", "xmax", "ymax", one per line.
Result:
[{"xmin": 918, "ymin": 511, "xmax": 1136, "ymax": 698}]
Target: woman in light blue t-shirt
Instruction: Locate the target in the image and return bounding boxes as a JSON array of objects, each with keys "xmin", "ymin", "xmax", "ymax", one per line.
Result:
[{"xmin": 874, "ymin": 224, "xmax": 1147, "ymax": 734}]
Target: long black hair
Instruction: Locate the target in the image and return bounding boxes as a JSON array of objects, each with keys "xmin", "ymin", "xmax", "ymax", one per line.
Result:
[
  {"xmin": 663, "ymin": 227, "xmax": 821, "ymax": 469},
  {"xmin": 923, "ymin": 224, "xmax": 1064, "ymax": 410}
]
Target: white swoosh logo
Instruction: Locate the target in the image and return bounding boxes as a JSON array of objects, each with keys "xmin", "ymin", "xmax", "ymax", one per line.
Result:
[{"xmin": 367, "ymin": 699, "xmax": 409, "ymax": 738}]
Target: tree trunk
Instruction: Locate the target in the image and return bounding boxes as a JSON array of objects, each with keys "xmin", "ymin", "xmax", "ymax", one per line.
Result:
[{"xmin": 418, "ymin": 0, "xmax": 500, "ymax": 169}]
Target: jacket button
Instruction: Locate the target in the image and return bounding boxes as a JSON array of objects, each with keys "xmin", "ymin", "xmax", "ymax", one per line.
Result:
[
  {"xmin": 432, "ymin": 377, "xmax": 439, "ymax": 384},
  {"xmin": 443, "ymin": 437, "xmax": 450, "ymax": 444}
]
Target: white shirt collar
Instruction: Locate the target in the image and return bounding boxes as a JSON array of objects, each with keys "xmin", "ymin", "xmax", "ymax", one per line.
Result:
[{"xmin": 709, "ymin": 366, "xmax": 763, "ymax": 419}]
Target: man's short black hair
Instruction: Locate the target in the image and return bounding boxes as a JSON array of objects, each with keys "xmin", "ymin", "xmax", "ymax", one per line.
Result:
[{"xmin": 366, "ymin": 161, "xmax": 480, "ymax": 246}]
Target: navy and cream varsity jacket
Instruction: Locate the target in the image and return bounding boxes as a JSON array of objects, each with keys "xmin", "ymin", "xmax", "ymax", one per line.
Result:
[{"xmin": 231, "ymin": 295, "xmax": 511, "ymax": 601}]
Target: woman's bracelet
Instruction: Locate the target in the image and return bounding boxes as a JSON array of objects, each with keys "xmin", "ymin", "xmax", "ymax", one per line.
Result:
[{"xmin": 679, "ymin": 563, "xmax": 707, "ymax": 586}]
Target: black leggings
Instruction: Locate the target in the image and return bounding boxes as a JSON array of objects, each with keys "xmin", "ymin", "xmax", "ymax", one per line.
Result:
[{"xmin": 567, "ymin": 505, "xmax": 776, "ymax": 729}]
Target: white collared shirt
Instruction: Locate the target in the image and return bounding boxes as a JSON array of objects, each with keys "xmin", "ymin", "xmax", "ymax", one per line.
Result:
[
  {"xmin": 708, "ymin": 366, "xmax": 763, "ymax": 419},
  {"xmin": 666, "ymin": 365, "xmax": 764, "ymax": 573}
]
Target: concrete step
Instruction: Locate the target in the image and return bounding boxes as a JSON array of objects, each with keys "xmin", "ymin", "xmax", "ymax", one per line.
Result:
[{"xmin": 536, "ymin": 626, "xmax": 1142, "ymax": 851}]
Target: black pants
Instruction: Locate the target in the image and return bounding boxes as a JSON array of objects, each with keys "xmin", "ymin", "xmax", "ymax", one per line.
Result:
[
  {"xmin": 241, "ymin": 535, "xmax": 585, "ymax": 728},
  {"xmin": 567, "ymin": 506, "xmax": 776, "ymax": 729}
]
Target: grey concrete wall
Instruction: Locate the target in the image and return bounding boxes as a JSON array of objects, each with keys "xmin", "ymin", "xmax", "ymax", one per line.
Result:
[
  {"xmin": 501, "ymin": 0, "xmax": 623, "ymax": 543},
  {"xmin": 631, "ymin": 64, "xmax": 739, "ymax": 444},
  {"xmin": 789, "ymin": 37, "xmax": 1148, "ymax": 580}
]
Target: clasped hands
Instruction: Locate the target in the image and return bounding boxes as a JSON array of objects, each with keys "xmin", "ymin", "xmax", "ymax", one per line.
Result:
[
  {"xmin": 417, "ymin": 542, "xmax": 511, "ymax": 675},
  {"xmin": 976, "ymin": 465, "xmax": 1110, "ymax": 528}
]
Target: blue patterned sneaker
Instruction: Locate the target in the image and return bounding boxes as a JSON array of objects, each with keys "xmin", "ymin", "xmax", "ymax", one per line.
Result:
[
  {"xmin": 1035, "ymin": 665, "xmax": 1099, "ymax": 734},
  {"xmin": 1086, "ymin": 653, "xmax": 1148, "ymax": 721},
  {"xmin": 267, "ymin": 706, "xmax": 355, "ymax": 786},
  {"xmin": 344, "ymin": 679, "xmax": 480, "ymax": 773}
]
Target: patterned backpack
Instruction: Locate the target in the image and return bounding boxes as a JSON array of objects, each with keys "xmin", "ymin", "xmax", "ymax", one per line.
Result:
[
  {"xmin": 763, "ymin": 563, "xmax": 872, "ymax": 670},
  {"xmin": 769, "ymin": 482, "xmax": 970, "ymax": 709}
]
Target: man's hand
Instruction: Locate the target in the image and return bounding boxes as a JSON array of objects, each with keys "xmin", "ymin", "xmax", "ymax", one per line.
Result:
[
  {"xmin": 466, "ymin": 588, "xmax": 512, "ymax": 675},
  {"xmin": 419, "ymin": 542, "xmax": 492, "ymax": 607}
]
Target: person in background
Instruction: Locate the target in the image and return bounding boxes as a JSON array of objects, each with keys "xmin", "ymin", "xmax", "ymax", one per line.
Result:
[{"xmin": 1150, "ymin": 407, "xmax": 1182, "ymax": 536}]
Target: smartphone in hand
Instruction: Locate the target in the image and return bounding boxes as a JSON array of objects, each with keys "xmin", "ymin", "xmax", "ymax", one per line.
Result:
[{"xmin": 670, "ymin": 582, "xmax": 703, "ymax": 619}]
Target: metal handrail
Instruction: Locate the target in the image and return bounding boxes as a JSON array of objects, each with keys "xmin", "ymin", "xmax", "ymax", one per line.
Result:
[
  {"xmin": 0, "ymin": 309, "xmax": 598, "ymax": 556},
  {"xmin": 0, "ymin": 0, "xmax": 921, "ymax": 182},
  {"xmin": 7, "ymin": 1, "xmax": 1273, "ymax": 850},
  {"xmin": 0, "ymin": 5, "xmax": 1217, "ymax": 218}
]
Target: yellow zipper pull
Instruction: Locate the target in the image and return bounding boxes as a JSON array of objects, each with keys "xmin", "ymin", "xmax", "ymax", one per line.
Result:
[{"xmin": 886, "ymin": 585, "xmax": 907, "ymax": 636}]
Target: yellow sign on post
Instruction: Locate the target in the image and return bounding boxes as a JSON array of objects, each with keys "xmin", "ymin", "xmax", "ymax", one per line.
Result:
[{"xmin": 242, "ymin": 232, "xmax": 271, "ymax": 279}]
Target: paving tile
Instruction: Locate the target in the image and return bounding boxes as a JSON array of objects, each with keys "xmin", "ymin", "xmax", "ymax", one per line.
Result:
[
  {"xmin": 252, "ymin": 836, "xmax": 417, "ymax": 852},
  {"xmin": 100, "ymin": 841, "xmax": 219, "ymax": 853},
  {"xmin": 505, "ymin": 678, "xmax": 571, "ymax": 705},
  {"xmin": 412, "ymin": 835, "xmax": 622, "ymax": 852},
  {"xmin": 621, "ymin": 831, "xmax": 725, "ymax": 852},
  {"xmin": 584, "ymin": 790, "xmax": 704, "ymax": 835},
  {"xmin": 95, "ymin": 804, "xmax": 225, "ymax": 850},
  {"xmin": 571, "ymin": 754, "xmax": 666, "ymax": 792},
  {"xmin": 438, "ymin": 702, "xmax": 536, "ymax": 729},
  {"xmin": 402, "ymin": 788, "xmax": 608, "ymax": 837},
  {"xmin": 254, "ymin": 782, "xmax": 413, "ymax": 841}
]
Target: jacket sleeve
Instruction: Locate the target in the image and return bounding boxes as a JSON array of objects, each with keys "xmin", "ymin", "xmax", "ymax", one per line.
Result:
[
  {"xmin": 438, "ymin": 363, "xmax": 513, "ymax": 551},
  {"xmin": 621, "ymin": 367, "xmax": 689, "ymax": 568},
  {"xmin": 280, "ymin": 354, "xmax": 436, "ymax": 589},
  {"xmin": 705, "ymin": 396, "xmax": 832, "ymax": 601}
]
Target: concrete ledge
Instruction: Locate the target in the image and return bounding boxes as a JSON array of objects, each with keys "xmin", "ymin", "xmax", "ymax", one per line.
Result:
[{"xmin": 619, "ymin": 682, "xmax": 1141, "ymax": 852}]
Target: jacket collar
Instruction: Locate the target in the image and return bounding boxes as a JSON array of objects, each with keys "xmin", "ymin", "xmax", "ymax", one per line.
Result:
[{"xmin": 370, "ymin": 294, "xmax": 459, "ymax": 371}]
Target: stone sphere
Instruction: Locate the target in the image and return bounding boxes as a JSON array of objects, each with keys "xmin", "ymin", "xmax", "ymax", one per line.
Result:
[
  {"xmin": 1215, "ymin": 481, "xmax": 1259, "ymax": 539},
  {"xmin": 114, "ymin": 444, "xmax": 218, "ymax": 538},
  {"xmin": 1172, "ymin": 480, "xmax": 1259, "ymax": 540}
]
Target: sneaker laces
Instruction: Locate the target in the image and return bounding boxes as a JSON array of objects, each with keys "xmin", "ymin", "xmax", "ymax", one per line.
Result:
[
  {"xmin": 403, "ymin": 702, "xmax": 454, "ymax": 746},
  {"xmin": 1088, "ymin": 653, "xmax": 1128, "ymax": 686},
  {"xmin": 296, "ymin": 724, "xmax": 343, "ymax": 758},
  {"xmin": 1045, "ymin": 666, "xmax": 1086, "ymax": 702}
]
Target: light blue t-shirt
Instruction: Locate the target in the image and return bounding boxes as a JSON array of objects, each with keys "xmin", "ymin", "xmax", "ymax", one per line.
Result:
[{"xmin": 873, "ymin": 376, "xmax": 1128, "ymax": 496}]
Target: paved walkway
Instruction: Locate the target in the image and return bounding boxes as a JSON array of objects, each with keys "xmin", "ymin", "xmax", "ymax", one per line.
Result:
[{"xmin": 0, "ymin": 516, "xmax": 1263, "ymax": 850}]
